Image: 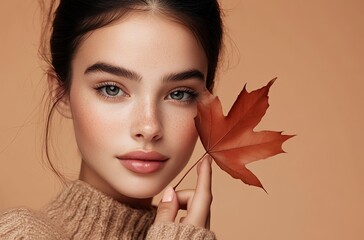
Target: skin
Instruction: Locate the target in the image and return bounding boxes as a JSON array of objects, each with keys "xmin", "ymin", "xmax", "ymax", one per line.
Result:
[{"xmin": 51, "ymin": 11, "xmax": 212, "ymax": 228}]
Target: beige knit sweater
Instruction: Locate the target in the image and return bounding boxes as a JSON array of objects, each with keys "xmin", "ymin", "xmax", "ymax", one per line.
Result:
[{"xmin": 0, "ymin": 180, "xmax": 215, "ymax": 239}]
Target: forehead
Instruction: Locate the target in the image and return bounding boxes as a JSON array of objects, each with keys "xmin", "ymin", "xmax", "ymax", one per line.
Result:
[{"xmin": 73, "ymin": 12, "xmax": 208, "ymax": 77}]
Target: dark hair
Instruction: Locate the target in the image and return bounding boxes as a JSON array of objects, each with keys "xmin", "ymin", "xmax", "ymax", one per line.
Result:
[{"xmin": 40, "ymin": 0, "xmax": 224, "ymax": 180}]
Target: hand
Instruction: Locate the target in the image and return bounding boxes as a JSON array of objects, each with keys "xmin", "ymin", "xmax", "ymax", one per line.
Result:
[{"xmin": 154, "ymin": 155, "xmax": 213, "ymax": 229}]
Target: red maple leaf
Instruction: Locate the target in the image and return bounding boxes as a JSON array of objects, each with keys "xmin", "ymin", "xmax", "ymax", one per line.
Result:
[{"xmin": 175, "ymin": 78, "xmax": 293, "ymax": 190}]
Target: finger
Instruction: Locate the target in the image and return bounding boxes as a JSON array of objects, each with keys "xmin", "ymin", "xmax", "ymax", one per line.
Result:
[
  {"xmin": 206, "ymin": 211, "xmax": 211, "ymax": 229},
  {"xmin": 175, "ymin": 188, "xmax": 212, "ymax": 229},
  {"xmin": 196, "ymin": 155, "xmax": 213, "ymax": 192},
  {"xmin": 182, "ymin": 155, "xmax": 213, "ymax": 227},
  {"xmin": 194, "ymin": 155, "xmax": 213, "ymax": 204},
  {"xmin": 174, "ymin": 189, "xmax": 194, "ymax": 210},
  {"xmin": 179, "ymin": 216, "xmax": 186, "ymax": 223},
  {"xmin": 154, "ymin": 186, "xmax": 179, "ymax": 223}
]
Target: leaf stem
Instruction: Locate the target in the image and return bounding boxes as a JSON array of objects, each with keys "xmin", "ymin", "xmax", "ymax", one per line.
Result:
[{"xmin": 173, "ymin": 152, "xmax": 208, "ymax": 190}]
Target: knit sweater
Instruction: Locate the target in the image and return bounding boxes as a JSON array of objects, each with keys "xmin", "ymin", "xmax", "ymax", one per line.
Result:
[{"xmin": 0, "ymin": 180, "xmax": 215, "ymax": 239}]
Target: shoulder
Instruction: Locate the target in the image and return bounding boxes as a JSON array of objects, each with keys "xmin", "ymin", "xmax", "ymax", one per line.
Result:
[
  {"xmin": 0, "ymin": 208, "xmax": 34, "ymax": 229},
  {"xmin": 0, "ymin": 208, "xmax": 68, "ymax": 239}
]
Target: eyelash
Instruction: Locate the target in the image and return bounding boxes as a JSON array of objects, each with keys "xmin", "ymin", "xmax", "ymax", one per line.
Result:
[
  {"xmin": 94, "ymin": 82, "xmax": 198, "ymax": 103},
  {"xmin": 166, "ymin": 87, "xmax": 198, "ymax": 103}
]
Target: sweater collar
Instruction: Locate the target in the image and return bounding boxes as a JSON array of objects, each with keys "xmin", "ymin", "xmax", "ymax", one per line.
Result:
[{"xmin": 43, "ymin": 180, "xmax": 156, "ymax": 239}]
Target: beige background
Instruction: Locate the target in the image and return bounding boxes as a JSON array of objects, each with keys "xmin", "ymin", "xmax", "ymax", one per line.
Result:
[{"xmin": 1, "ymin": 0, "xmax": 363, "ymax": 239}]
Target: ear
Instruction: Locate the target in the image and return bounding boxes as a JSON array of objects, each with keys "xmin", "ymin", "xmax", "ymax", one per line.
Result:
[{"xmin": 47, "ymin": 70, "xmax": 73, "ymax": 119}]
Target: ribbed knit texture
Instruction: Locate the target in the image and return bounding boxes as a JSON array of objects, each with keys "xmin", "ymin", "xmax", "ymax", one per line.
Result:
[
  {"xmin": 146, "ymin": 222, "xmax": 216, "ymax": 240},
  {"xmin": 0, "ymin": 208, "xmax": 66, "ymax": 239},
  {"xmin": 43, "ymin": 180, "xmax": 156, "ymax": 239},
  {"xmin": 0, "ymin": 180, "xmax": 216, "ymax": 239}
]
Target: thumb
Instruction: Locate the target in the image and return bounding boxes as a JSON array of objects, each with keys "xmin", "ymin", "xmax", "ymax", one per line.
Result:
[{"xmin": 154, "ymin": 186, "xmax": 179, "ymax": 223}]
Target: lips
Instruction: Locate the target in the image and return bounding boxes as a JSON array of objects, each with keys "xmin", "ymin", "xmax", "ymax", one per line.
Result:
[
  {"xmin": 117, "ymin": 151, "xmax": 169, "ymax": 161},
  {"xmin": 117, "ymin": 151, "xmax": 169, "ymax": 174}
]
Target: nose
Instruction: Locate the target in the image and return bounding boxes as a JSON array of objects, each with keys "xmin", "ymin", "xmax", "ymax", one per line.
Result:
[{"xmin": 131, "ymin": 99, "xmax": 163, "ymax": 142}]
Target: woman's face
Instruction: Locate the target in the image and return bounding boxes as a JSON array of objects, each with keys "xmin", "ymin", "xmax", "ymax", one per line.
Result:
[{"xmin": 68, "ymin": 12, "xmax": 207, "ymax": 203}]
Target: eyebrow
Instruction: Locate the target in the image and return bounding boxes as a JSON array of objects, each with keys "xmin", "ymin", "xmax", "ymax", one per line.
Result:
[
  {"xmin": 162, "ymin": 70, "xmax": 204, "ymax": 82},
  {"xmin": 84, "ymin": 62, "xmax": 205, "ymax": 82},
  {"xmin": 85, "ymin": 62, "xmax": 142, "ymax": 81}
]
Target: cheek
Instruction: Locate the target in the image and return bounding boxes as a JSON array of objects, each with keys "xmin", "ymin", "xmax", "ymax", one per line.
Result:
[
  {"xmin": 70, "ymin": 99, "xmax": 122, "ymax": 153},
  {"xmin": 164, "ymin": 110, "xmax": 198, "ymax": 181},
  {"xmin": 177, "ymin": 120, "xmax": 198, "ymax": 147},
  {"xmin": 166, "ymin": 107, "xmax": 198, "ymax": 154}
]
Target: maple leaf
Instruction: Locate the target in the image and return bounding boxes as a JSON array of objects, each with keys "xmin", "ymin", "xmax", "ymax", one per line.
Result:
[{"xmin": 174, "ymin": 78, "xmax": 293, "ymax": 191}]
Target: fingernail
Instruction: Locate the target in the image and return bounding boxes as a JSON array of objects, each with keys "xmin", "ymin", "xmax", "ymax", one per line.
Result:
[{"xmin": 162, "ymin": 186, "xmax": 174, "ymax": 202}]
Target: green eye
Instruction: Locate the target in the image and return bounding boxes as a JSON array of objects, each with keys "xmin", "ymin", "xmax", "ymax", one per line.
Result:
[
  {"xmin": 170, "ymin": 91, "xmax": 185, "ymax": 100},
  {"xmin": 104, "ymin": 85, "xmax": 120, "ymax": 96},
  {"xmin": 168, "ymin": 89, "xmax": 197, "ymax": 102},
  {"xmin": 96, "ymin": 83, "xmax": 126, "ymax": 98}
]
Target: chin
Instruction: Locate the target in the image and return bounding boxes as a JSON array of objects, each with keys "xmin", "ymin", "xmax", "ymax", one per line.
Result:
[
  {"xmin": 115, "ymin": 181, "xmax": 166, "ymax": 199},
  {"xmin": 122, "ymin": 188, "xmax": 162, "ymax": 201},
  {"xmin": 128, "ymin": 189, "xmax": 160, "ymax": 199}
]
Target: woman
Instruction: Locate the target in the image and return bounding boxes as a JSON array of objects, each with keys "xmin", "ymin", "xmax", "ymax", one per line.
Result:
[{"xmin": 0, "ymin": 0, "xmax": 223, "ymax": 239}]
